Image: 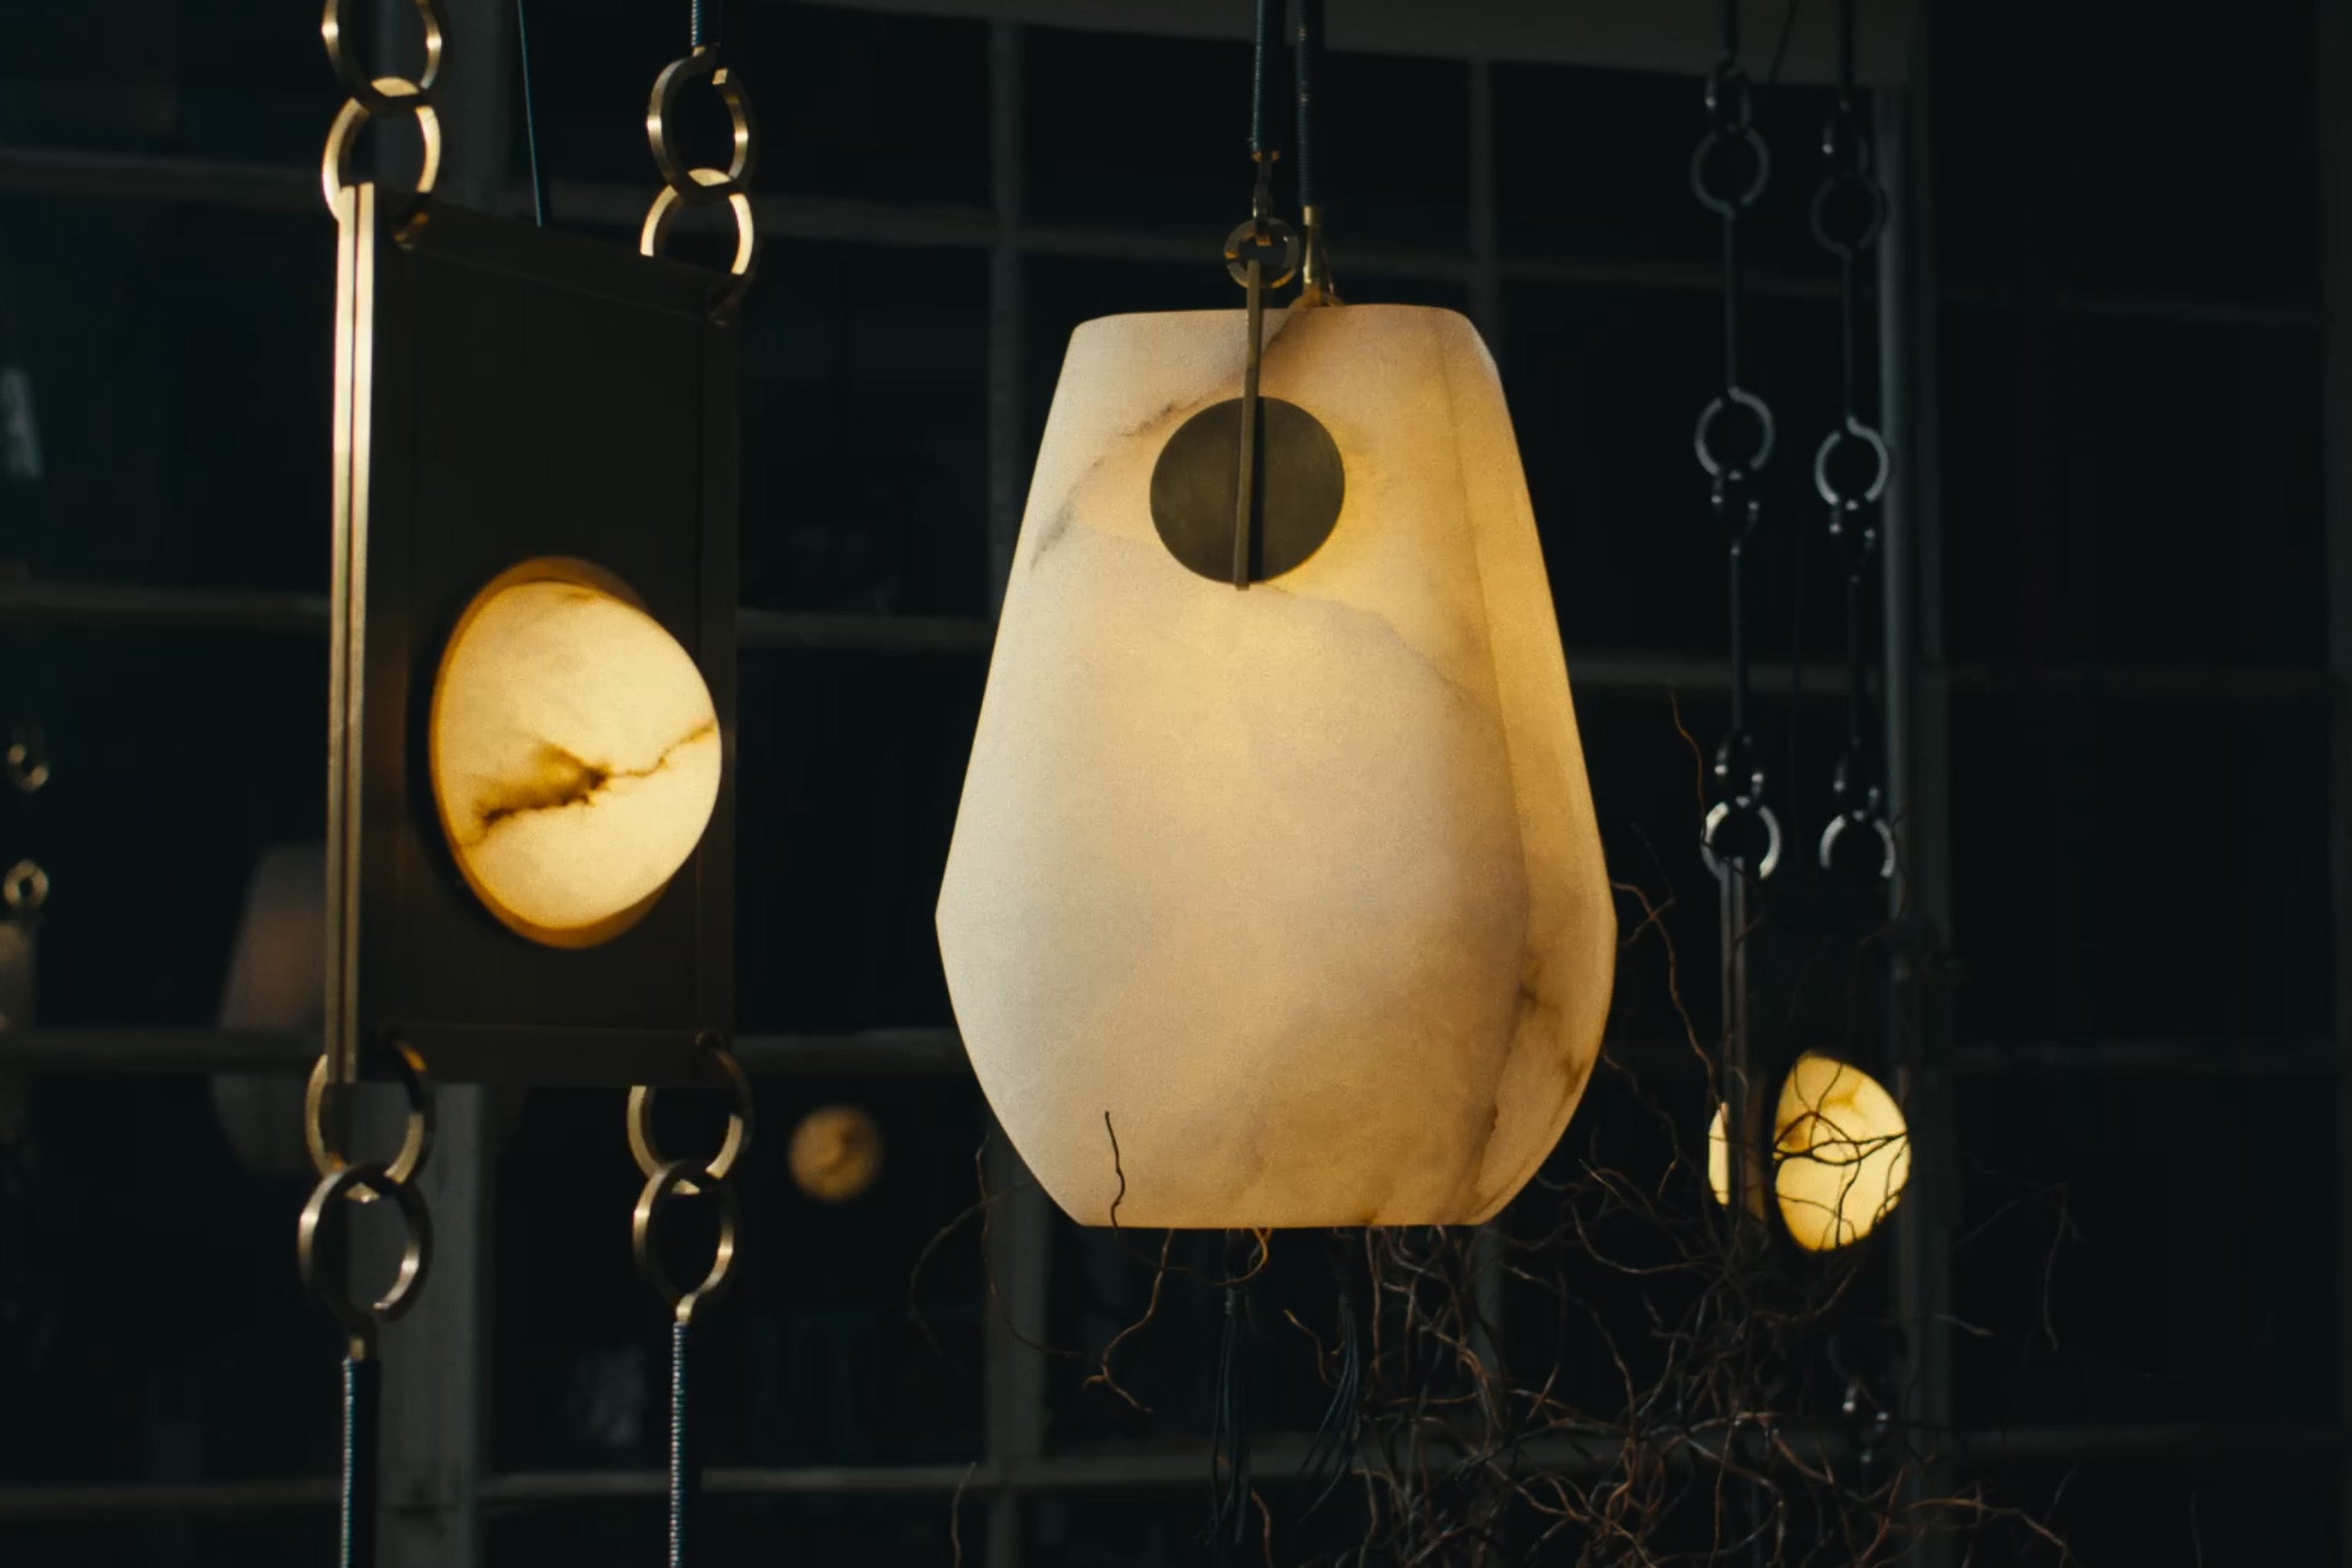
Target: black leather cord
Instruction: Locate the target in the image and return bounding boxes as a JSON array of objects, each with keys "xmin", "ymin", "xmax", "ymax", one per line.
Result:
[{"xmin": 1293, "ymin": 0, "xmax": 1325, "ymax": 211}]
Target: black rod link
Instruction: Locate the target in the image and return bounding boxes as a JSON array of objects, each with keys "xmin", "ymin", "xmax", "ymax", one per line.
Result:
[
  {"xmin": 1694, "ymin": 23, "xmax": 1776, "ymax": 886},
  {"xmin": 1812, "ymin": 0, "xmax": 1895, "ymax": 881}
]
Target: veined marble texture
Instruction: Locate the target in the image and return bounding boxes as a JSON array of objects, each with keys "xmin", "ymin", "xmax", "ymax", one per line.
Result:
[
  {"xmin": 430, "ymin": 574, "xmax": 721, "ymax": 946},
  {"xmin": 937, "ymin": 304, "xmax": 1615, "ymax": 1229}
]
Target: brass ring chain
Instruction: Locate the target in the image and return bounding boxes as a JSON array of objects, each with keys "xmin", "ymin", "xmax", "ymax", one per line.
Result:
[
  {"xmin": 297, "ymin": 1043, "xmax": 437, "ymax": 1357},
  {"xmin": 6, "ymin": 722, "xmax": 52, "ymax": 923},
  {"xmin": 629, "ymin": 1037, "xmax": 752, "ymax": 1326},
  {"xmin": 632, "ymin": 1035, "xmax": 750, "ymax": 1568},
  {"xmin": 320, "ymin": 0, "xmax": 449, "ymax": 214},
  {"xmin": 641, "ymin": 46, "xmax": 760, "ymax": 314}
]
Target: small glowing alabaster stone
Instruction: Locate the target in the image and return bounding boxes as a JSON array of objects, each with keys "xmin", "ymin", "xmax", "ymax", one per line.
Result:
[
  {"xmin": 430, "ymin": 564, "xmax": 721, "ymax": 948},
  {"xmin": 1707, "ymin": 1056, "xmax": 1910, "ymax": 1250},
  {"xmin": 789, "ymin": 1104, "xmax": 886, "ymax": 1202},
  {"xmin": 936, "ymin": 304, "xmax": 1615, "ymax": 1229},
  {"xmin": 1771, "ymin": 1053, "xmax": 1910, "ymax": 1252}
]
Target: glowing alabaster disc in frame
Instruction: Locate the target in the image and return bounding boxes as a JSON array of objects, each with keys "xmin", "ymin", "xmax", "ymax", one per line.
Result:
[
  {"xmin": 1707, "ymin": 1055, "xmax": 1911, "ymax": 1251},
  {"xmin": 936, "ymin": 304, "xmax": 1616, "ymax": 1230},
  {"xmin": 429, "ymin": 560, "xmax": 722, "ymax": 949}
]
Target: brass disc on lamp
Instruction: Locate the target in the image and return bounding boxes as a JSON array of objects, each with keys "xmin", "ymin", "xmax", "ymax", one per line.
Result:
[{"xmin": 429, "ymin": 559, "xmax": 722, "ymax": 949}]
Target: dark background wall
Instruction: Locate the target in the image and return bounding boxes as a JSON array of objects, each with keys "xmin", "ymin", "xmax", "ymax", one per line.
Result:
[{"xmin": 0, "ymin": 1, "xmax": 2340, "ymax": 1563}]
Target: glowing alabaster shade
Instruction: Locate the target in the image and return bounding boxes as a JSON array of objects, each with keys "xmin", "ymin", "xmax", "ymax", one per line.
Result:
[
  {"xmin": 936, "ymin": 303, "xmax": 1615, "ymax": 1230},
  {"xmin": 429, "ymin": 565, "xmax": 722, "ymax": 947},
  {"xmin": 1707, "ymin": 1054, "xmax": 1911, "ymax": 1251}
]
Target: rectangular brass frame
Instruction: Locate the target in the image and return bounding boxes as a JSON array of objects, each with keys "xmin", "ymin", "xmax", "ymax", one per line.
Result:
[{"xmin": 326, "ymin": 189, "xmax": 740, "ymax": 1088}]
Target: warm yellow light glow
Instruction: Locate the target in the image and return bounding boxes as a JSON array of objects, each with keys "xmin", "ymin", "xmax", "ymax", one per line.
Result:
[
  {"xmin": 1707, "ymin": 1058, "xmax": 1910, "ymax": 1249},
  {"xmin": 1773, "ymin": 1054, "xmax": 1910, "ymax": 1251},
  {"xmin": 789, "ymin": 1104, "xmax": 886, "ymax": 1202},
  {"xmin": 937, "ymin": 305, "xmax": 1615, "ymax": 1229},
  {"xmin": 429, "ymin": 562, "xmax": 720, "ymax": 948},
  {"xmin": 1707, "ymin": 1101, "xmax": 1731, "ymax": 1209}
]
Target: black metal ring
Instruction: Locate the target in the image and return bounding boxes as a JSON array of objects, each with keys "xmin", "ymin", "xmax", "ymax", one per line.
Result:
[
  {"xmin": 1695, "ymin": 387, "xmax": 1777, "ymax": 480},
  {"xmin": 1809, "ymin": 167, "xmax": 1887, "ymax": 259},
  {"xmin": 1689, "ymin": 122, "xmax": 1771, "ymax": 217},
  {"xmin": 299, "ymin": 1161, "xmax": 434, "ymax": 1353},
  {"xmin": 1702, "ymin": 798, "xmax": 1783, "ymax": 882},
  {"xmin": 1812, "ymin": 419, "xmax": 1891, "ymax": 510},
  {"xmin": 1819, "ymin": 812, "xmax": 1898, "ymax": 881},
  {"xmin": 1225, "ymin": 217, "xmax": 1301, "ymax": 291},
  {"xmin": 633, "ymin": 1158, "xmax": 741, "ymax": 1326}
]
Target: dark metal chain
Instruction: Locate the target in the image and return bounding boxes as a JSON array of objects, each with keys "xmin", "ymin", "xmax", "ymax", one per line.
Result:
[
  {"xmin": 1811, "ymin": 0, "xmax": 1895, "ymax": 880},
  {"xmin": 1692, "ymin": 22, "xmax": 1779, "ymax": 884}
]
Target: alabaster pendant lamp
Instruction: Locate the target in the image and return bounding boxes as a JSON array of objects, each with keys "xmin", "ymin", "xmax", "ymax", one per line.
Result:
[
  {"xmin": 1708, "ymin": 1054, "xmax": 1911, "ymax": 1251},
  {"xmin": 937, "ymin": 6, "xmax": 1612, "ymax": 1232}
]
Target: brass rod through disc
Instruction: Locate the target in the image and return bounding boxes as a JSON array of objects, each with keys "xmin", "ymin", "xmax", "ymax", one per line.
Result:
[{"xmin": 1150, "ymin": 397, "xmax": 1344, "ymax": 584}]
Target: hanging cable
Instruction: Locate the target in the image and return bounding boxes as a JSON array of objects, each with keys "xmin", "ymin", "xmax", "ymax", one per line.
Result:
[
  {"xmin": 1811, "ymin": 0, "xmax": 1895, "ymax": 879},
  {"xmin": 515, "ymin": 0, "xmax": 548, "ymax": 225},
  {"xmin": 1294, "ymin": 0, "xmax": 1340, "ymax": 305},
  {"xmin": 1692, "ymin": 0, "xmax": 1776, "ymax": 1223},
  {"xmin": 1296, "ymin": 1232, "xmax": 1363, "ymax": 1517},
  {"xmin": 1204, "ymin": 1233, "xmax": 1257, "ymax": 1562}
]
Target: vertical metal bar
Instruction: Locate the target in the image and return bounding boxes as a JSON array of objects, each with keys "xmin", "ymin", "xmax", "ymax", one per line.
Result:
[
  {"xmin": 368, "ymin": 6, "xmax": 508, "ymax": 1566},
  {"xmin": 1233, "ymin": 261, "xmax": 1265, "ymax": 589},
  {"xmin": 984, "ymin": 1120, "xmax": 1050, "ymax": 1567},
  {"xmin": 372, "ymin": 1088, "xmax": 488, "ymax": 1568},
  {"xmin": 2314, "ymin": 2, "xmax": 2352, "ymax": 1558},
  {"xmin": 986, "ymin": 20, "xmax": 1028, "ymax": 613},
  {"xmin": 981, "ymin": 26, "xmax": 1047, "ymax": 1563},
  {"xmin": 1718, "ymin": 871, "xmax": 1767, "ymax": 1221},
  {"xmin": 1878, "ymin": 49, "xmax": 1955, "ymax": 1567}
]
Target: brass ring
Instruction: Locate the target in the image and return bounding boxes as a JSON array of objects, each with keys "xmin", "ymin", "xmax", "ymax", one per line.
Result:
[
  {"xmin": 306, "ymin": 1043, "xmax": 435, "ymax": 1200},
  {"xmin": 321, "ymin": 91, "xmax": 444, "ymax": 212},
  {"xmin": 299, "ymin": 1161, "xmax": 434, "ymax": 1353},
  {"xmin": 1224, "ymin": 217, "xmax": 1301, "ymax": 291},
  {"xmin": 5, "ymin": 728, "xmax": 49, "ymax": 794},
  {"xmin": 321, "ymin": 0, "xmax": 447, "ymax": 116},
  {"xmin": 3, "ymin": 859, "xmax": 48, "ymax": 916},
  {"xmin": 632, "ymin": 1159, "xmax": 741, "ymax": 1326},
  {"xmin": 639, "ymin": 181, "xmax": 757, "ymax": 308},
  {"xmin": 647, "ymin": 51, "xmax": 757, "ymax": 202},
  {"xmin": 627, "ymin": 1044, "xmax": 752, "ymax": 1192},
  {"xmin": 320, "ymin": 90, "xmax": 442, "ymax": 213}
]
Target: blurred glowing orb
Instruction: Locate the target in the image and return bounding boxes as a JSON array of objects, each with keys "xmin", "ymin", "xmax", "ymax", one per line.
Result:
[{"xmin": 789, "ymin": 1104, "xmax": 885, "ymax": 1202}]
